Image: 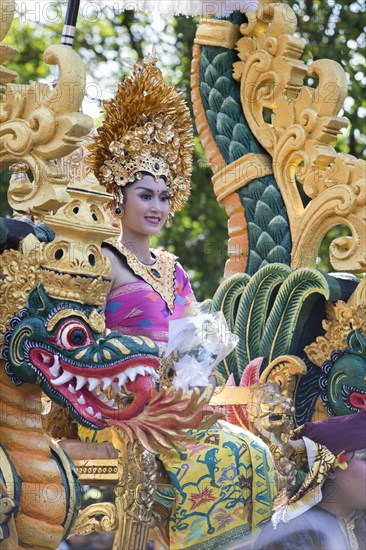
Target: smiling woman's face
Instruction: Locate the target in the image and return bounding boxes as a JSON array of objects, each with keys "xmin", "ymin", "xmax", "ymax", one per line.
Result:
[{"xmin": 121, "ymin": 174, "xmax": 170, "ymax": 240}]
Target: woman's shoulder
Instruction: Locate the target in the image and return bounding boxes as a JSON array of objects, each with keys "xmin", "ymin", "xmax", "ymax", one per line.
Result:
[
  {"xmin": 102, "ymin": 241, "xmax": 128, "ymax": 269},
  {"xmin": 102, "ymin": 241, "xmax": 140, "ymax": 288},
  {"xmin": 102, "ymin": 240, "xmax": 124, "ymax": 257}
]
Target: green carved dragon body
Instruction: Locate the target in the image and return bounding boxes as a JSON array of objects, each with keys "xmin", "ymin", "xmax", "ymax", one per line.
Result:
[{"xmin": 191, "ymin": 9, "xmax": 365, "ymax": 423}]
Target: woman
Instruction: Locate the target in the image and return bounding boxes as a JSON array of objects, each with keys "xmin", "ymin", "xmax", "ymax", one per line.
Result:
[
  {"xmin": 82, "ymin": 55, "xmax": 276, "ymax": 550},
  {"xmin": 101, "ymin": 173, "xmax": 196, "ymax": 353}
]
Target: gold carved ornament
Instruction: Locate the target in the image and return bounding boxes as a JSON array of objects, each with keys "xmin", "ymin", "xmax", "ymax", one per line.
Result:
[
  {"xmin": 232, "ymin": 0, "xmax": 365, "ymax": 274},
  {"xmin": 87, "ymin": 56, "xmax": 194, "ymax": 216},
  {"xmin": 244, "ymin": 356, "xmax": 306, "ymax": 490},
  {"xmin": 0, "ymin": 0, "xmax": 18, "ymax": 85},
  {"xmin": 259, "ymin": 354, "xmax": 308, "ymax": 398},
  {"xmin": 0, "ymin": 184, "xmax": 117, "ymax": 346},
  {"xmin": 305, "ymin": 279, "xmax": 366, "ymax": 368},
  {"xmin": 0, "ymin": 4, "xmax": 118, "ymax": 339},
  {"xmin": 70, "ymin": 503, "xmax": 118, "ymax": 537},
  {"xmin": 0, "ymin": 249, "xmax": 37, "ymax": 346},
  {"xmin": 1, "ymin": 43, "xmax": 93, "ymax": 215}
]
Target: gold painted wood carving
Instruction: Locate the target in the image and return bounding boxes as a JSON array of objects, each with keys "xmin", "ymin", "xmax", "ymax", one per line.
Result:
[
  {"xmin": 233, "ymin": 0, "xmax": 366, "ymax": 273},
  {"xmin": 246, "ymin": 381, "xmax": 297, "ymax": 491},
  {"xmin": 305, "ymin": 278, "xmax": 366, "ymax": 368},
  {"xmin": 1, "ymin": 3, "xmax": 93, "ymax": 215},
  {"xmin": 70, "ymin": 503, "xmax": 118, "ymax": 536},
  {"xmin": 194, "ymin": 18, "xmax": 241, "ymax": 50},
  {"xmin": 111, "ymin": 430, "xmax": 158, "ymax": 550},
  {"xmin": 259, "ymin": 355, "xmax": 308, "ymax": 398},
  {"xmin": 73, "ymin": 460, "xmax": 120, "ymax": 484}
]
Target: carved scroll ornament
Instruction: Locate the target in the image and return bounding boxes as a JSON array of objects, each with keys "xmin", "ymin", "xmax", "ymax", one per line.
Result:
[
  {"xmin": 1, "ymin": 37, "xmax": 93, "ymax": 214},
  {"xmin": 233, "ymin": 0, "xmax": 365, "ymax": 273},
  {"xmin": 70, "ymin": 503, "xmax": 118, "ymax": 536}
]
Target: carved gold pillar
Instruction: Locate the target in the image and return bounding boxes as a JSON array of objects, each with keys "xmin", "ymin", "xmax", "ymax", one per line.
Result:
[{"xmin": 112, "ymin": 431, "xmax": 158, "ymax": 550}]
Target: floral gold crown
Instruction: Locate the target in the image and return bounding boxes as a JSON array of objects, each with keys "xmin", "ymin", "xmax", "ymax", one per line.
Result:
[{"xmin": 87, "ymin": 55, "xmax": 194, "ymax": 214}]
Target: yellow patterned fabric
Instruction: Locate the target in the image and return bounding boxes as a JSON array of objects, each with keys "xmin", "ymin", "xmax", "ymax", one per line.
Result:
[
  {"xmin": 79, "ymin": 420, "xmax": 277, "ymax": 549},
  {"xmin": 160, "ymin": 420, "xmax": 277, "ymax": 550}
]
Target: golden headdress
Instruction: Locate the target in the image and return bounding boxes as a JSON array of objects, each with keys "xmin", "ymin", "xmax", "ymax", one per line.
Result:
[{"xmin": 87, "ymin": 55, "xmax": 194, "ymax": 214}]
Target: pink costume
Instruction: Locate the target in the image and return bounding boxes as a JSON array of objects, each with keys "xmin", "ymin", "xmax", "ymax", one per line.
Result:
[{"xmin": 104, "ymin": 261, "xmax": 195, "ymax": 348}]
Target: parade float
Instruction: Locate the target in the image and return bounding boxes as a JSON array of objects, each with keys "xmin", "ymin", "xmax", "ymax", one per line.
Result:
[{"xmin": 0, "ymin": 0, "xmax": 365, "ymax": 548}]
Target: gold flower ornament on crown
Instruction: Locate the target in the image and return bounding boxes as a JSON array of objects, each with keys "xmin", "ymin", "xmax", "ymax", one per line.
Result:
[{"xmin": 87, "ymin": 54, "xmax": 195, "ymax": 215}]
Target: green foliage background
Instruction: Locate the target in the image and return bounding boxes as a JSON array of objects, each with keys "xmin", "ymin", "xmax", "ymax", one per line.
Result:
[{"xmin": 1, "ymin": 1, "xmax": 364, "ymax": 298}]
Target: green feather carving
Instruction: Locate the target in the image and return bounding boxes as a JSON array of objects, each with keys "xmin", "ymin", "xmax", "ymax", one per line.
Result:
[
  {"xmin": 261, "ymin": 269, "xmax": 341, "ymax": 362},
  {"xmin": 212, "ymin": 273, "xmax": 250, "ymax": 381},
  {"xmin": 235, "ymin": 264, "xmax": 291, "ymax": 374},
  {"xmin": 211, "ymin": 265, "xmax": 341, "ymax": 383}
]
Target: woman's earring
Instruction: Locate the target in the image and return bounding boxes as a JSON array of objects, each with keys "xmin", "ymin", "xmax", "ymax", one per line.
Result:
[
  {"xmin": 114, "ymin": 204, "xmax": 124, "ymax": 217},
  {"xmin": 165, "ymin": 212, "xmax": 173, "ymax": 228}
]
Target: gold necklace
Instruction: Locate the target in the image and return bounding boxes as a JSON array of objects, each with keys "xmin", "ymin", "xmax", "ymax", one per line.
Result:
[
  {"xmin": 136, "ymin": 251, "xmax": 162, "ymax": 281},
  {"xmin": 110, "ymin": 241, "xmax": 177, "ymax": 313}
]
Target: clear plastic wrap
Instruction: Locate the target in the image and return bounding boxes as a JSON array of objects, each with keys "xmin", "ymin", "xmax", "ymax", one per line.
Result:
[{"xmin": 163, "ymin": 303, "xmax": 238, "ymax": 392}]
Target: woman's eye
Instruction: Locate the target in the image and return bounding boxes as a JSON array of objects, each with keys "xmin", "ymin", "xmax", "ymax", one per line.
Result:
[{"xmin": 140, "ymin": 194, "xmax": 151, "ymax": 200}]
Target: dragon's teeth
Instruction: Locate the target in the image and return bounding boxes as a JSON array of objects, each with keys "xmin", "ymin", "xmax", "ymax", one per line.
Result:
[
  {"xmin": 78, "ymin": 395, "xmax": 86, "ymax": 405},
  {"xmin": 51, "ymin": 370, "xmax": 74, "ymax": 386},
  {"xmin": 68, "ymin": 384, "xmax": 76, "ymax": 394},
  {"xmin": 50, "ymin": 363, "xmax": 61, "ymax": 377},
  {"xmin": 125, "ymin": 368, "xmax": 137, "ymax": 382},
  {"xmin": 75, "ymin": 376, "xmax": 86, "ymax": 391},
  {"xmin": 41, "ymin": 353, "xmax": 52, "ymax": 365},
  {"xmin": 117, "ymin": 373, "xmax": 127, "ymax": 387},
  {"xmin": 135, "ymin": 366, "xmax": 145, "ymax": 376},
  {"xmin": 88, "ymin": 378, "xmax": 99, "ymax": 392},
  {"xmin": 106, "ymin": 400, "xmax": 115, "ymax": 407},
  {"xmin": 102, "ymin": 378, "xmax": 113, "ymax": 390},
  {"xmin": 86, "ymin": 406, "xmax": 95, "ymax": 415},
  {"xmin": 95, "ymin": 412, "xmax": 103, "ymax": 420},
  {"xmin": 146, "ymin": 367, "xmax": 159, "ymax": 380}
]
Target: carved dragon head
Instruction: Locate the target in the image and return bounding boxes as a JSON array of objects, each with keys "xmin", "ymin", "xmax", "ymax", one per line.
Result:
[
  {"xmin": 319, "ymin": 329, "xmax": 366, "ymax": 416},
  {"xmin": 3, "ymin": 285, "xmax": 160, "ymax": 430}
]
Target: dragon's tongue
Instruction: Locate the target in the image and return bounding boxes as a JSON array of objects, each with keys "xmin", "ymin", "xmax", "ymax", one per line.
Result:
[
  {"xmin": 350, "ymin": 392, "xmax": 366, "ymax": 410},
  {"xmin": 125, "ymin": 374, "xmax": 154, "ymax": 395},
  {"xmin": 106, "ymin": 375, "xmax": 155, "ymax": 421}
]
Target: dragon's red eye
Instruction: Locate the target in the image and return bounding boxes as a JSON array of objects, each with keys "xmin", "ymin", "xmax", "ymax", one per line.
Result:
[{"xmin": 54, "ymin": 320, "xmax": 94, "ymax": 349}]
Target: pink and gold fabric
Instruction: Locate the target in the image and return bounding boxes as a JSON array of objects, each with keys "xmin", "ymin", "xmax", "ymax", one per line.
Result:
[{"xmin": 104, "ymin": 261, "xmax": 194, "ymax": 346}]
